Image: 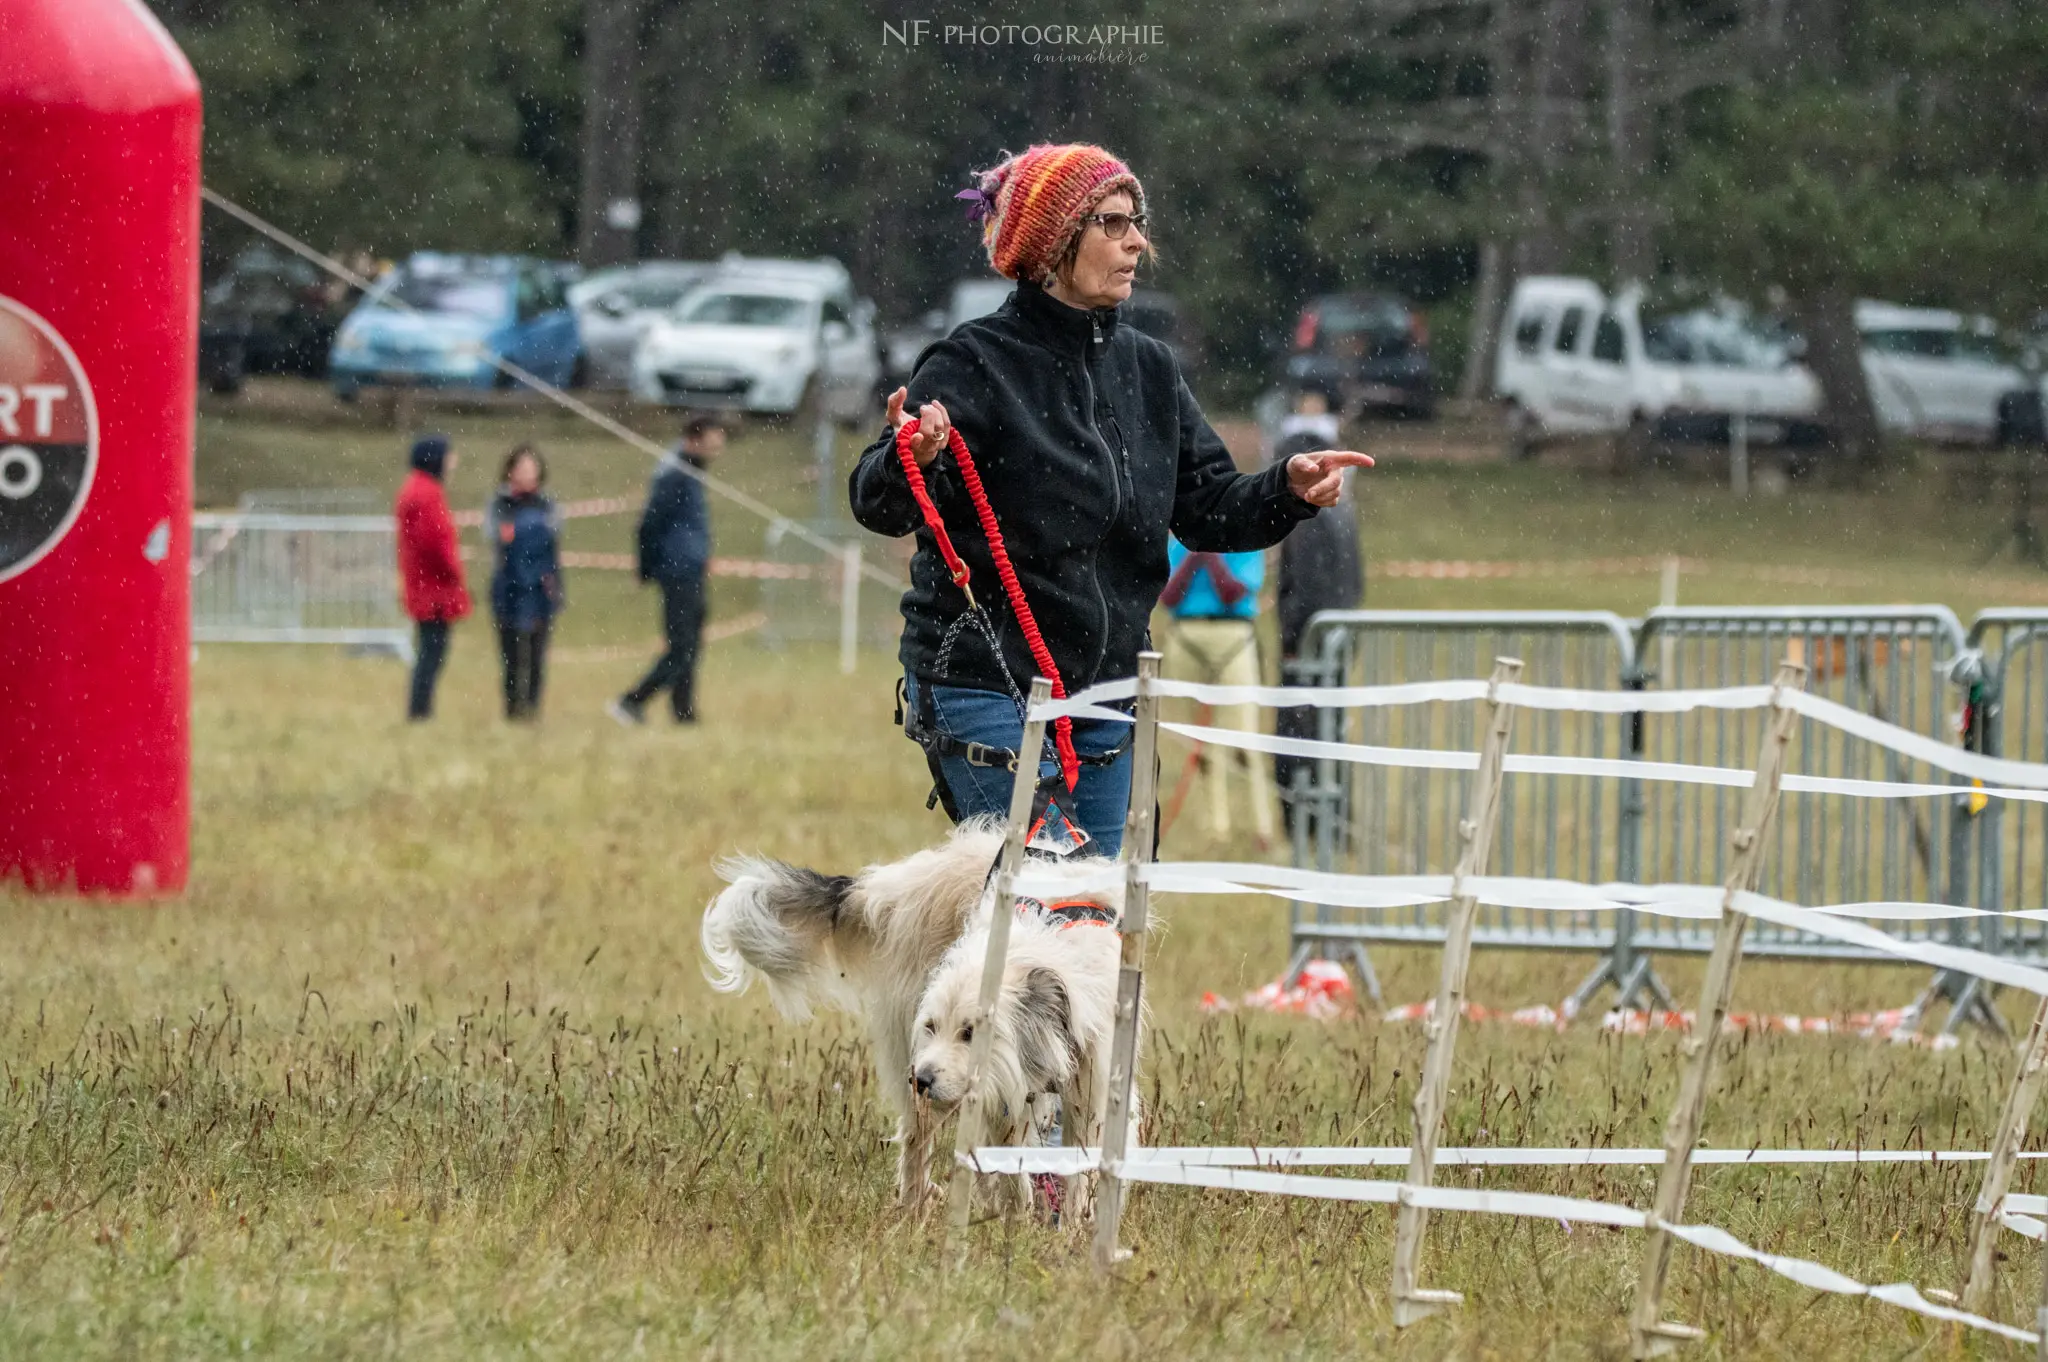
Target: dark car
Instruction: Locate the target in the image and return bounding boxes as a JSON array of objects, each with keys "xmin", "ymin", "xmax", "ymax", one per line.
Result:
[
  {"xmin": 199, "ymin": 245, "xmax": 348, "ymax": 393},
  {"xmin": 1282, "ymin": 292, "xmax": 1433, "ymax": 419},
  {"xmin": 1122, "ymin": 288, "xmax": 1202, "ymax": 376}
]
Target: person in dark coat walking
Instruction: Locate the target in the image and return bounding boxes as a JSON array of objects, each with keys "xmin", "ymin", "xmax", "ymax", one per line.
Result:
[
  {"xmin": 394, "ymin": 433, "xmax": 471, "ymax": 720},
  {"xmin": 849, "ymin": 142, "xmax": 1373, "ymax": 854},
  {"xmin": 1268, "ymin": 385, "xmax": 1366, "ymax": 837},
  {"xmin": 484, "ymin": 444, "xmax": 563, "ymax": 721},
  {"xmin": 610, "ymin": 414, "xmax": 725, "ymax": 725}
]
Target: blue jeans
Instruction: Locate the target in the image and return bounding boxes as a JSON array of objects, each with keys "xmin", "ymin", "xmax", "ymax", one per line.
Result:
[{"xmin": 904, "ymin": 673, "xmax": 1133, "ymax": 857}]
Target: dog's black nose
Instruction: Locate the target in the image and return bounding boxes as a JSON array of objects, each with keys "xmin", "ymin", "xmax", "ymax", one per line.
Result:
[{"xmin": 913, "ymin": 1066, "xmax": 935, "ymax": 1096}]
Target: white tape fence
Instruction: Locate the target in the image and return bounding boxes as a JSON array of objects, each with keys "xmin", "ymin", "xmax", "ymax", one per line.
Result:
[{"xmin": 948, "ymin": 658, "xmax": 2048, "ymax": 1357}]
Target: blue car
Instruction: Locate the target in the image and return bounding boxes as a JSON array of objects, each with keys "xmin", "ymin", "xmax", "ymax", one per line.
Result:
[{"xmin": 330, "ymin": 253, "xmax": 584, "ymax": 398}]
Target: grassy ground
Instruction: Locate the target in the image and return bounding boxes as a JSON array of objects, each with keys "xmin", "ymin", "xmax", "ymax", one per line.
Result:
[{"xmin": 5, "ymin": 386, "xmax": 2048, "ymax": 1358}]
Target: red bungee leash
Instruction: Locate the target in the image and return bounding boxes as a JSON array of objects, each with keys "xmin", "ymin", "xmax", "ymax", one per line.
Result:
[{"xmin": 895, "ymin": 417, "xmax": 1081, "ymax": 790}]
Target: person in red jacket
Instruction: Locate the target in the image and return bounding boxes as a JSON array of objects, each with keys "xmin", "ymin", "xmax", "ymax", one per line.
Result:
[{"xmin": 394, "ymin": 433, "xmax": 471, "ymax": 720}]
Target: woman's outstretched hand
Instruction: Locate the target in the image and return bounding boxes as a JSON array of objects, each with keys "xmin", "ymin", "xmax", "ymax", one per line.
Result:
[
  {"xmin": 1285, "ymin": 450, "xmax": 1375, "ymax": 507},
  {"xmin": 886, "ymin": 386, "xmax": 951, "ymax": 468}
]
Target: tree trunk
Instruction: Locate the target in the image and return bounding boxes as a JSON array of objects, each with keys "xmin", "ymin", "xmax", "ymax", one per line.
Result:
[
  {"xmin": 1793, "ymin": 287, "xmax": 1884, "ymax": 480},
  {"xmin": 1512, "ymin": 0, "xmax": 1586, "ymax": 277},
  {"xmin": 1459, "ymin": 240, "xmax": 1505, "ymax": 401},
  {"xmin": 1465, "ymin": 0, "xmax": 1521, "ymax": 402},
  {"xmin": 1605, "ymin": 0, "xmax": 1653, "ymax": 283},
  {"xmin": 577, "ymin": 0, "xmax": 645, "ymax": 269}
]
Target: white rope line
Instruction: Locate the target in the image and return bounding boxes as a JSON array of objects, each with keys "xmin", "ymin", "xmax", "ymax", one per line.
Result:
[
  {"xmin": 952, "ymin": 1154, "xmax": 2034, "ymax": 1345},
  {"xmin": 1005, "ymin": 862, "xmax": 2048, "ymax": 991},
  {"xmin": 198, "ymin": 187, "xmax": 907, "ymax": 592},
  {"xmin": 1735, "ymin": 891, "xmax": 2048, "ymax": 995},
  {"xmin": 1154, "ymin": 719, "xmax": 2048, "ymax": 805},
  {"xmin": 1160, "ymin": 721, "xmax": 1478, "ymax": 771},
  {"xmin": 1500, "ymin": 680, "xmax": 1778, "ymax": 714},
  {"xmin": 1784, "ymin": 689, "xmax": 2048, "ymax": 789},
  {"xmin": 1024, "ymin": 859, "xmax": 2048, "ymax": 925},
  {"xmin": 2000, "ymin": 1210, "xmax": 2046, "ymax": 1240},
  {"xmin": 1030, "ymin": 674, "xmax": 2048, "ymax": 790},
  {"xmin": 1037, "ymin": 676, "xmax": 1140, "ymax": 723},
  {"xmin": 969, "ymin": 1145, "xmax": 2048, "ymax": 1176},
  {"xmin": 1028, "ymin": 677, "xmax": 1780, "ymax": 723}
]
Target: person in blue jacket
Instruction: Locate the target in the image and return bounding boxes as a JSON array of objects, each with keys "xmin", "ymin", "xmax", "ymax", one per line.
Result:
[
  {"xmin": 610, "ymin": 413, "xmax": 724, "ymax": 725},
  {"xmin": 484, "ymin": 444, "xmax": 564, "ymax": 721}
]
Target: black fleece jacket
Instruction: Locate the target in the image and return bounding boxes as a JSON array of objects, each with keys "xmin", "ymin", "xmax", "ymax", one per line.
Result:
[{"xmin": 850, "ymin": 277, "xmax": 1317, "ymax": 696}]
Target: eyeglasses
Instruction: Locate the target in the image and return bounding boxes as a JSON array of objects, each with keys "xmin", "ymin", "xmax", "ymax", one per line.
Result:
[{"xmin": 1078, "ymin": 211, "xmax": 1148, "ymax": 239}]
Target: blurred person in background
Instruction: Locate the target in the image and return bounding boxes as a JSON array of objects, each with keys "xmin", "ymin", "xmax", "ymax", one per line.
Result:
[
  {"xmin": 394, "ymin": 432, "xmax": 470, "ymax": 721},
  {"xmin": 1276, "ymin": 379, "xmax": 1341, "ymax": 452},
  {"xmin": 610, "ymin": 412, "xmax": 725, "ymax": 726},
  {"xmin": 485, "ymin": 444, "xmax": 563, "ymax": 722},
  {"xmin": 1269, "ymin": 385, "xmax": 1365, "ymax": 837},
  {"xmin": 1158, "ymin": 536, "xmax": 1277, "ymax": 847},
  {"xmin": 850, "ymin": 142, "xmax": 1372, "ymax": 854}
]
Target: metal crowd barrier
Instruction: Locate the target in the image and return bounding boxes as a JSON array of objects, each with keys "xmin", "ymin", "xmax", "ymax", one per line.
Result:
[
  {"xmin": 1283, "ymin": 611, "xmax": 1640, "ymax": 1009},
  {"xmin": 1969, "ymin": 609, "xmax": 2048, "ymax": 929},
  {"xmin": 1290, "ymin": 605, "xmax": 2043, "ymax": 1034},
  {"xmin": 757, "ymin": 516, "xmax": 897, "ymax": 663},
  {"xmin": 189, "ymin": 512, "xmax": 413, "ymax": 660}
]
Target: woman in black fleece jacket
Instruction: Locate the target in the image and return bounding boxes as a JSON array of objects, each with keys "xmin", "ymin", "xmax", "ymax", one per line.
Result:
[{"xmin": 849, "ymin": 143, "xmax": 1371, "ymax": 852}]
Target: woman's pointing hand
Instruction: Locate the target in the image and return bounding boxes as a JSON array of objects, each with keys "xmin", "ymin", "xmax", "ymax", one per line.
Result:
[
  {"xmin": 886, "ymin": 386, "xmax": 951, "ymax": 469},
  {"xmin": 1284, "ymin": 450, "xmax": 1375, "ymax": 507}
]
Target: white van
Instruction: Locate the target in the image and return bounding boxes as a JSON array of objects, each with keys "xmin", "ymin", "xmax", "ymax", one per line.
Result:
[
  {"xmin": 1857, "ymin": 301, "xmax": 2024, "ymax": 444},
  {"xmin": 1495, "ymin": 277, "xmax": 1822, "ymax": 458}
]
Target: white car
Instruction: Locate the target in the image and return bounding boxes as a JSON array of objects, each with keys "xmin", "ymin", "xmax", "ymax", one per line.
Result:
[
  {"xmin": 1857, "ymin": 301, "xmax": 2023, "ymax": 444},
  {"xmin": 1495, "ymin": 277, "xmax": 1822, "ymax": 457},
  {"xmin": 570, "ymin": 261, "xmax": 711, "ymax": 390},
  {"xmin": 880, "ymin": 277, "xmax": 1015, "ymax": 390},
  {"xmin": 946, "ymin": 277, "xmax": 1014, "ymax": 333},
  {"xmin": 631, "ymin": 265, "xmax": 880, "ymax": 422}
]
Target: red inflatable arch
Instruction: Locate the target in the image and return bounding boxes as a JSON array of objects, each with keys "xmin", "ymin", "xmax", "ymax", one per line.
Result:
[{"xmin": 0, "ymin": 0, "xmax": 201, "ymax": 894}]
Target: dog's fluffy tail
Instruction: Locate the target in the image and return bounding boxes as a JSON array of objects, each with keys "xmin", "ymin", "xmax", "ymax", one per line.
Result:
[{"xmin": 702, "ymin": 856, "xmax": 856, "ymax": 1021}]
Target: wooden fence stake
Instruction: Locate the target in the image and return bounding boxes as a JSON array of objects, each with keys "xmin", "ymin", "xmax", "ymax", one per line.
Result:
[
  {"xmin": 1093, "ymin": 652, "xmax": 1162, "ymax": 1271},
  {"xmin": 944, "ymin": 676, "xmax": 1053, "ymax": 1266},
  {"xmin": 2038, "ymin": 1211, "xmax": 2048, "ymax": 1362},
  {"xmin": 1963, "ymin": 993, "xmax": 2048, "ymax": 1314},
  {"xmin": 1391, "ymin": 656, "xmax": 1524, "ymax": 1326},
  {"xmin": 1628, "ymin": 658, "xmax": 1806, "ymax": 1358}
]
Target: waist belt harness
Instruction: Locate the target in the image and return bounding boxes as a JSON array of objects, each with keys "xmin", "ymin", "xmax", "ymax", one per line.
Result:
[{"xmin": 895, "ymin": 676, "xmax": 1128, "ymax": 835}]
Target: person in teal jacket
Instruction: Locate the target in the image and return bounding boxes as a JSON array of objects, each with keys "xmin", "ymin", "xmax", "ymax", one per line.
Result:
[{"xmin": 1159, "ymin": 536, "xmax": 1276, "ymax": 844}]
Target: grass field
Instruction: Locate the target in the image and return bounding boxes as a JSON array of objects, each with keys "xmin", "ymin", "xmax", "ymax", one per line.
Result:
[{"xmin": 5, "ymin": 386, "xmax": 2048, "ymax": 1358}]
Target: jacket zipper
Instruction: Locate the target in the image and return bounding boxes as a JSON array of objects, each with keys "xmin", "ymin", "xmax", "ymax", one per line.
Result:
[{"xmin": 1080, "ymin": 316, "xmax": 1121, "ymax": 684}]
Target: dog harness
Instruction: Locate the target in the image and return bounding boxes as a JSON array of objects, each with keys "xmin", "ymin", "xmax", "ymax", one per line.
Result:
[{"xmin": 1014, "ymin": 896, "xmax": 1119, "ymax": 931}]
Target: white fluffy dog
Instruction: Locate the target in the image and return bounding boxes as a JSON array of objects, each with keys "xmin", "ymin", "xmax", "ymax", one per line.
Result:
[
  {"xmin": 908, "ymin": 898, "xmax": 1134, "ymax": 1219},
  {"xmin": 701, "ymin": 819, "xmax": 1136, "ymax": 1212}
]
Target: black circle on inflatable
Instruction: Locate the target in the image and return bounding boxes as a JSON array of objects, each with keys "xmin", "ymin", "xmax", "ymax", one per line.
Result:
[{"xmin": 0, "ymin": 293, "xmax": 99, "ymax": 584}]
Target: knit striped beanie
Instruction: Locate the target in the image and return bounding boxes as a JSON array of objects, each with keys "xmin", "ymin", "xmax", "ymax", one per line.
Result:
[{"xmin": 958, "ymin": 143, "xmax": 1147, "ymax": 285}]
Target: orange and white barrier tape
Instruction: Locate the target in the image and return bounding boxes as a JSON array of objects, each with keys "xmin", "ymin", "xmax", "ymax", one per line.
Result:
[
  {"xmin": 1199, "ymin": 959, "xmax": 1356, "ymax": 1020},
  {"xmin": 452, "ymin": 496, "xmax": 634, "ymax": 528},
  {"xmin": 462, "ymin": 547, "xmax": 819, "ymax": 579}
]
